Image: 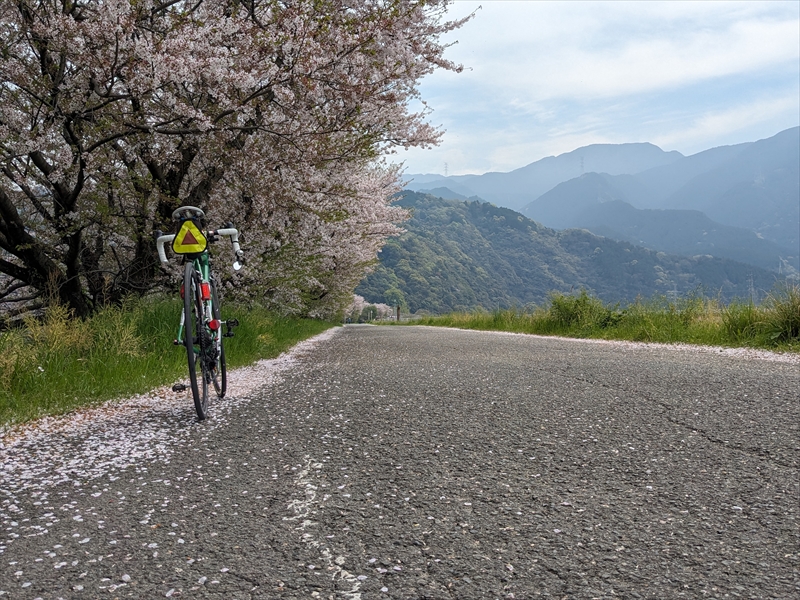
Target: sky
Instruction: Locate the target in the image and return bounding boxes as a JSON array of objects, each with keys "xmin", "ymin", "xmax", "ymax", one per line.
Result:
[{"xmin": 396, "ymin": 0, "xmax": 800, "ymax": 176}]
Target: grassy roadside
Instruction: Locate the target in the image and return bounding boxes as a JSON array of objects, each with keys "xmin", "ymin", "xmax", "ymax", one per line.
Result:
[
  {"xmin": 407, "ymin": 284, "xmax": 800, "ymax": 353},
  {"xmin": 0, "ymin": 297, "xmax": 336, "ymax": 426}
]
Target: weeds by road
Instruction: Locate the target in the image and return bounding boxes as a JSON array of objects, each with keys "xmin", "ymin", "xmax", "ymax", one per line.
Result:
[
  {"xmin": 0, "ymin": 297, "xmax": 334, "ymax": 426},
  {"xmin": 410, "ymin": 284, "xmax": 800, "ymax": 353}
]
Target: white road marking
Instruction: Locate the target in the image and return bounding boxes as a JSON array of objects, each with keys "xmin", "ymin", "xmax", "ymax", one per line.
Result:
[{"xmin": 284, "ymin": 456, "xmax": 362, "ymax": 599}]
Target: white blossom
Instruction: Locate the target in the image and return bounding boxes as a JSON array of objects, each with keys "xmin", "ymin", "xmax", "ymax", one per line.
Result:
[{"xmin": 0, "ymin": 1, "xmax": 469, "ymax": 317}]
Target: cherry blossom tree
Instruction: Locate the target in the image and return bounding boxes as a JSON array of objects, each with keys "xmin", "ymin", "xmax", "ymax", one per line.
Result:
[
  {"xmin": 346, "ymin": 293, "xmax": 392, "ymax": 322},
  {"xmin": 0, "ymin": 0, "xmax": 467, "ymax": 318}
]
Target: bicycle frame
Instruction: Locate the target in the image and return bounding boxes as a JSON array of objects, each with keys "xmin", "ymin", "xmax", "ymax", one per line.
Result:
[
  {"xmin": 156, "ymin": 226, "xmax": 241, "ymax": 359},
  {"xmin": 177, "ymin": 253, "xmax": 216, "ymax": 350}
]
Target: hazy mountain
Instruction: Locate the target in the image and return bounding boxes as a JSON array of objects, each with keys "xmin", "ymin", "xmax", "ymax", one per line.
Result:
[
  {"xmin": 521, "ymin": 172, "xmax": 626, "ymax": 229},
  {"xmin": 415, "ymin": 187, "xmax": 480, "ymax": 202},
  {"xmin": 405, "ymin": 178, "xmax": 479, "ymax": 199},
  {"xmin": 521, "ymin": 172, "xmax": 797, "ymax": 271},
  {"xmin": 576, "ymin": 201, "xmax": 796, "ymax": 272},
  {"xmin": 661, "ymin": 127, "xmax": 799, "ymax": 249},
  {"xmin": 601, "ymin": 141, "xmax": 754, "ymax": 208},
  {"xmin": 404, "ymin": 142, "xmax": 683, "ymax": 211},
  {"xmin": 356, "ymin": 192, "xmax": 781, "ymax": 314},
  {"xmin": 519, "ymin": 127, "xmax": 799, "ymax": 263}
]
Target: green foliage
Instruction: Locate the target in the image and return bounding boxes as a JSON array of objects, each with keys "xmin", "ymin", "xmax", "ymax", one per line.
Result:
[
  {"xmin": 359, "ymin": 305, "xmax": 378, "ymax": 322},
  {"xmin": 410, "ymin": 286, "xmax": 799, "ymax": 352},
  {"xmin": 721, "ymin": 301, "xmax": 764, "ymax": 342},
  {"xmin": 598, "ymin": 294, "xmax": 723, "ymax": 345},
  {"xmin": 383, "ymin": 287, "xmax": 407, "ymax": 309},
  {"xmin": 763, "ymin": 282, "xmax": 800, "ymax": 342},
  {"xmin": 0, "ymin": 298, "xmax": 334, "ymax": 426},
  {"xmin": 548, "ymin": 290, "xmax": 619, "ymax": 331},
  {"xmin": 356, "ymin": 192, "xmax": 782, "ymax": 314},
  {"xmin": 719, "ymin": 283, "xmax": 800, "ymax": 345}
]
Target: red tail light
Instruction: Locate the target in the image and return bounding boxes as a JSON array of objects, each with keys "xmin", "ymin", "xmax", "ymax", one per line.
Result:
[
  {"xmin": 181, "ymin": 283, "xmax": 211, "ymax": 301},
  {"xmin": 209, "ymin": 319, "xmax": 221, "ymax": 331}
]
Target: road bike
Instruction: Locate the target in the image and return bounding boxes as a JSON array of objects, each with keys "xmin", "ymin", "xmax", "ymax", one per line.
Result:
[{"xmin": 156, "ymin": 206, "xmax": 244, "ymax": 420}]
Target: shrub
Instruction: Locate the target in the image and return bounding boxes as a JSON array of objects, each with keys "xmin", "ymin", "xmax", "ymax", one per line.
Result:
[
  {"xmin": 408, "ymin": 284, "xmax": 798, "ymax": 351},
  {"xmin": 547, "ymin": 290, "xmax": 618, "ymax": 330},
  {"xmin": 721, "ymin": 301, "xmax": 764, "ymax": 342},
  {"xmin": 764, "ymin": 282, "xmax": 800, "ymax": 342}
]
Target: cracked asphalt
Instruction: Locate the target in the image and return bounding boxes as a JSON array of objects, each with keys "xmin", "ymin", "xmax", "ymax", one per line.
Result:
[{"xmin": 1, "ymin": 325, "xmax": 798, "ymax": 599}]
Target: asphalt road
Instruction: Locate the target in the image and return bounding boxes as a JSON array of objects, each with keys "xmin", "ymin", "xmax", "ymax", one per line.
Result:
[{"xmin": 1, "ymin": 325, "xmax": 798, "ymax": 599}]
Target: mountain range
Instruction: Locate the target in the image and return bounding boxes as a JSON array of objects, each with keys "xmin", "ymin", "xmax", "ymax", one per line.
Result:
[
  {"xmin": 403, "ymin": 127, "xmax": 799, "ymax": 274},
  {"xmin": 356, "ymin": 192, "xmax": 782, "ymax": 314}
]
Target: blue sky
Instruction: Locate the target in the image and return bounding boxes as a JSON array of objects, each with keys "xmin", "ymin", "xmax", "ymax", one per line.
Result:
[{"xmin": 396, "ymin": 1, "xmax": 800, "ymax": 176}]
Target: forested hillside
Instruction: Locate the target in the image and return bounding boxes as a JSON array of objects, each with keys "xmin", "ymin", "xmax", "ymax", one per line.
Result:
[{"xmin": 356, "ymin": 192, "xmax": 781, "ymax": 314}]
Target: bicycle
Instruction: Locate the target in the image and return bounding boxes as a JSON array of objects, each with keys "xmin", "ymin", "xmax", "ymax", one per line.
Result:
[{"xmin": 155, "ymin": 206, "xmax": 244, "ymax": 420}]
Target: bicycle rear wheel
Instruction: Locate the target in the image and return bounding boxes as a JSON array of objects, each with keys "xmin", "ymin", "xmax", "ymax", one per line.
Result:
[
  {"xmin": 183, "ymin": 261, "xmax": 210, "ymax": 420},
  {"xmin": 211, "ymin": 278, "xmax": 226, "ymax": 398}
]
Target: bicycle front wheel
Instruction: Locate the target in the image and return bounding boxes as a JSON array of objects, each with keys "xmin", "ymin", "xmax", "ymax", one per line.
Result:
[
  {"xmin": 211, "ymin": 277, "xmax": 226, "ymax": 398},
  {"xmin": 183, "ymin": 261, "xmax": 209, "ymax": 420}
]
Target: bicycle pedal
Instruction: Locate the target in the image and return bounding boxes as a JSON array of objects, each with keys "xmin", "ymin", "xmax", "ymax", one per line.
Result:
[
  {"xmin": 223, "ymin": 318, "xmax": 239, "ymax": 338},
  {"xmin": 172, "ymin": 383, "xmax": 187, "ymax": 392}
]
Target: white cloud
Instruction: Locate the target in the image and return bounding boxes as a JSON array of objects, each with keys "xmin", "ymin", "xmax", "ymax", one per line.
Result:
[
  {"xmin": 397, "ymin": 1, "xmax": 800, "ymax": 175},
  {"xmin": 651, "ymin": 93, "xmax": 800, "ymax": 153},
  {"xmin": 439, "ymin": 1, "xmax": 798, "ymax": 101}
]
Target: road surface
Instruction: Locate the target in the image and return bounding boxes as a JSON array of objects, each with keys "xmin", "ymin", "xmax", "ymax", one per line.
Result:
[{"xmin": 1, "ymin": 325, "xmax": 798, "ymax": 599}]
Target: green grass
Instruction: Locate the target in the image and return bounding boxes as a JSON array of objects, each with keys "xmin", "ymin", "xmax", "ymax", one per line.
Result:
[
  {"xmin": 407, "ymin": 284, "xmax": 800, "ymax": 353},
  {"xmin": 0, "ymin": 297, "xmax": 335, "ymax": 426}
]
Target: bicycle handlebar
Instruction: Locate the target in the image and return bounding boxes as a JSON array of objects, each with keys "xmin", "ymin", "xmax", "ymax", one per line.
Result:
[
  {"xmin": 214, "ymin": 228, "xmax": 244, "ymax": 271},
  {"xmin": 156, "ymin": 227, "xmax": 243, "ymax": 270},
  {"xmin": 156, "ymin": 234, "xmax": 176, "ymax": 264}
]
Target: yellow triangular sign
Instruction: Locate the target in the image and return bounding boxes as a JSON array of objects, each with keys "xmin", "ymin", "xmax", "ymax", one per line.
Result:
[{"xmin": 172, "ymin": 220, "xmax": 207, "ymax": 254}]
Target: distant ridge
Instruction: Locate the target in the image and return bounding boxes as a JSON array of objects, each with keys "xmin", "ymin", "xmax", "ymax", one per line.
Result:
[
  {"xmin": 520, "ymin": 127, "xmax": 799, "ymax": 263},
  {"xmin": 415, "ymin": 187, "xmax": 480, "ymax": 202},
  {"xmin": 356, "ymin": 192, "xmax": 782, "ymax": 314},
  {"xmin": 405, "ymin": 142, "xmax": 683, "ymax": 211},
  {"xmin": 521, "ymin": 173, "xmax": 797, "ymax": 272},
  {"xmin": 404, "ymin": 127, "xmax": 799, "ymax": 272}
]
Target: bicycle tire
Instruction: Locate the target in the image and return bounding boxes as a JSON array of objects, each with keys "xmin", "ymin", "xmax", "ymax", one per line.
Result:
[
  {"xmin": 211, "ymin": 277, "xmax": 227, "ymax": 398},
  {"xmin": 183, "ymin": 261, "xmax": 210, "ymax": 420}
]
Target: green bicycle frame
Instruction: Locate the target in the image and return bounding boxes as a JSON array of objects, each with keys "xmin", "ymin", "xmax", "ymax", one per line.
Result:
[{"xmin": 177, "ymin": 253, "xmax": 217, "ymax": 351}]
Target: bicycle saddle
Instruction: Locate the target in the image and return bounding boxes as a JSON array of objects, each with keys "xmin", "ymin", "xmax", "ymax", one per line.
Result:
[{"xmin": 172, "ymin": 206, "xmax": 206, "ymax": 222}]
